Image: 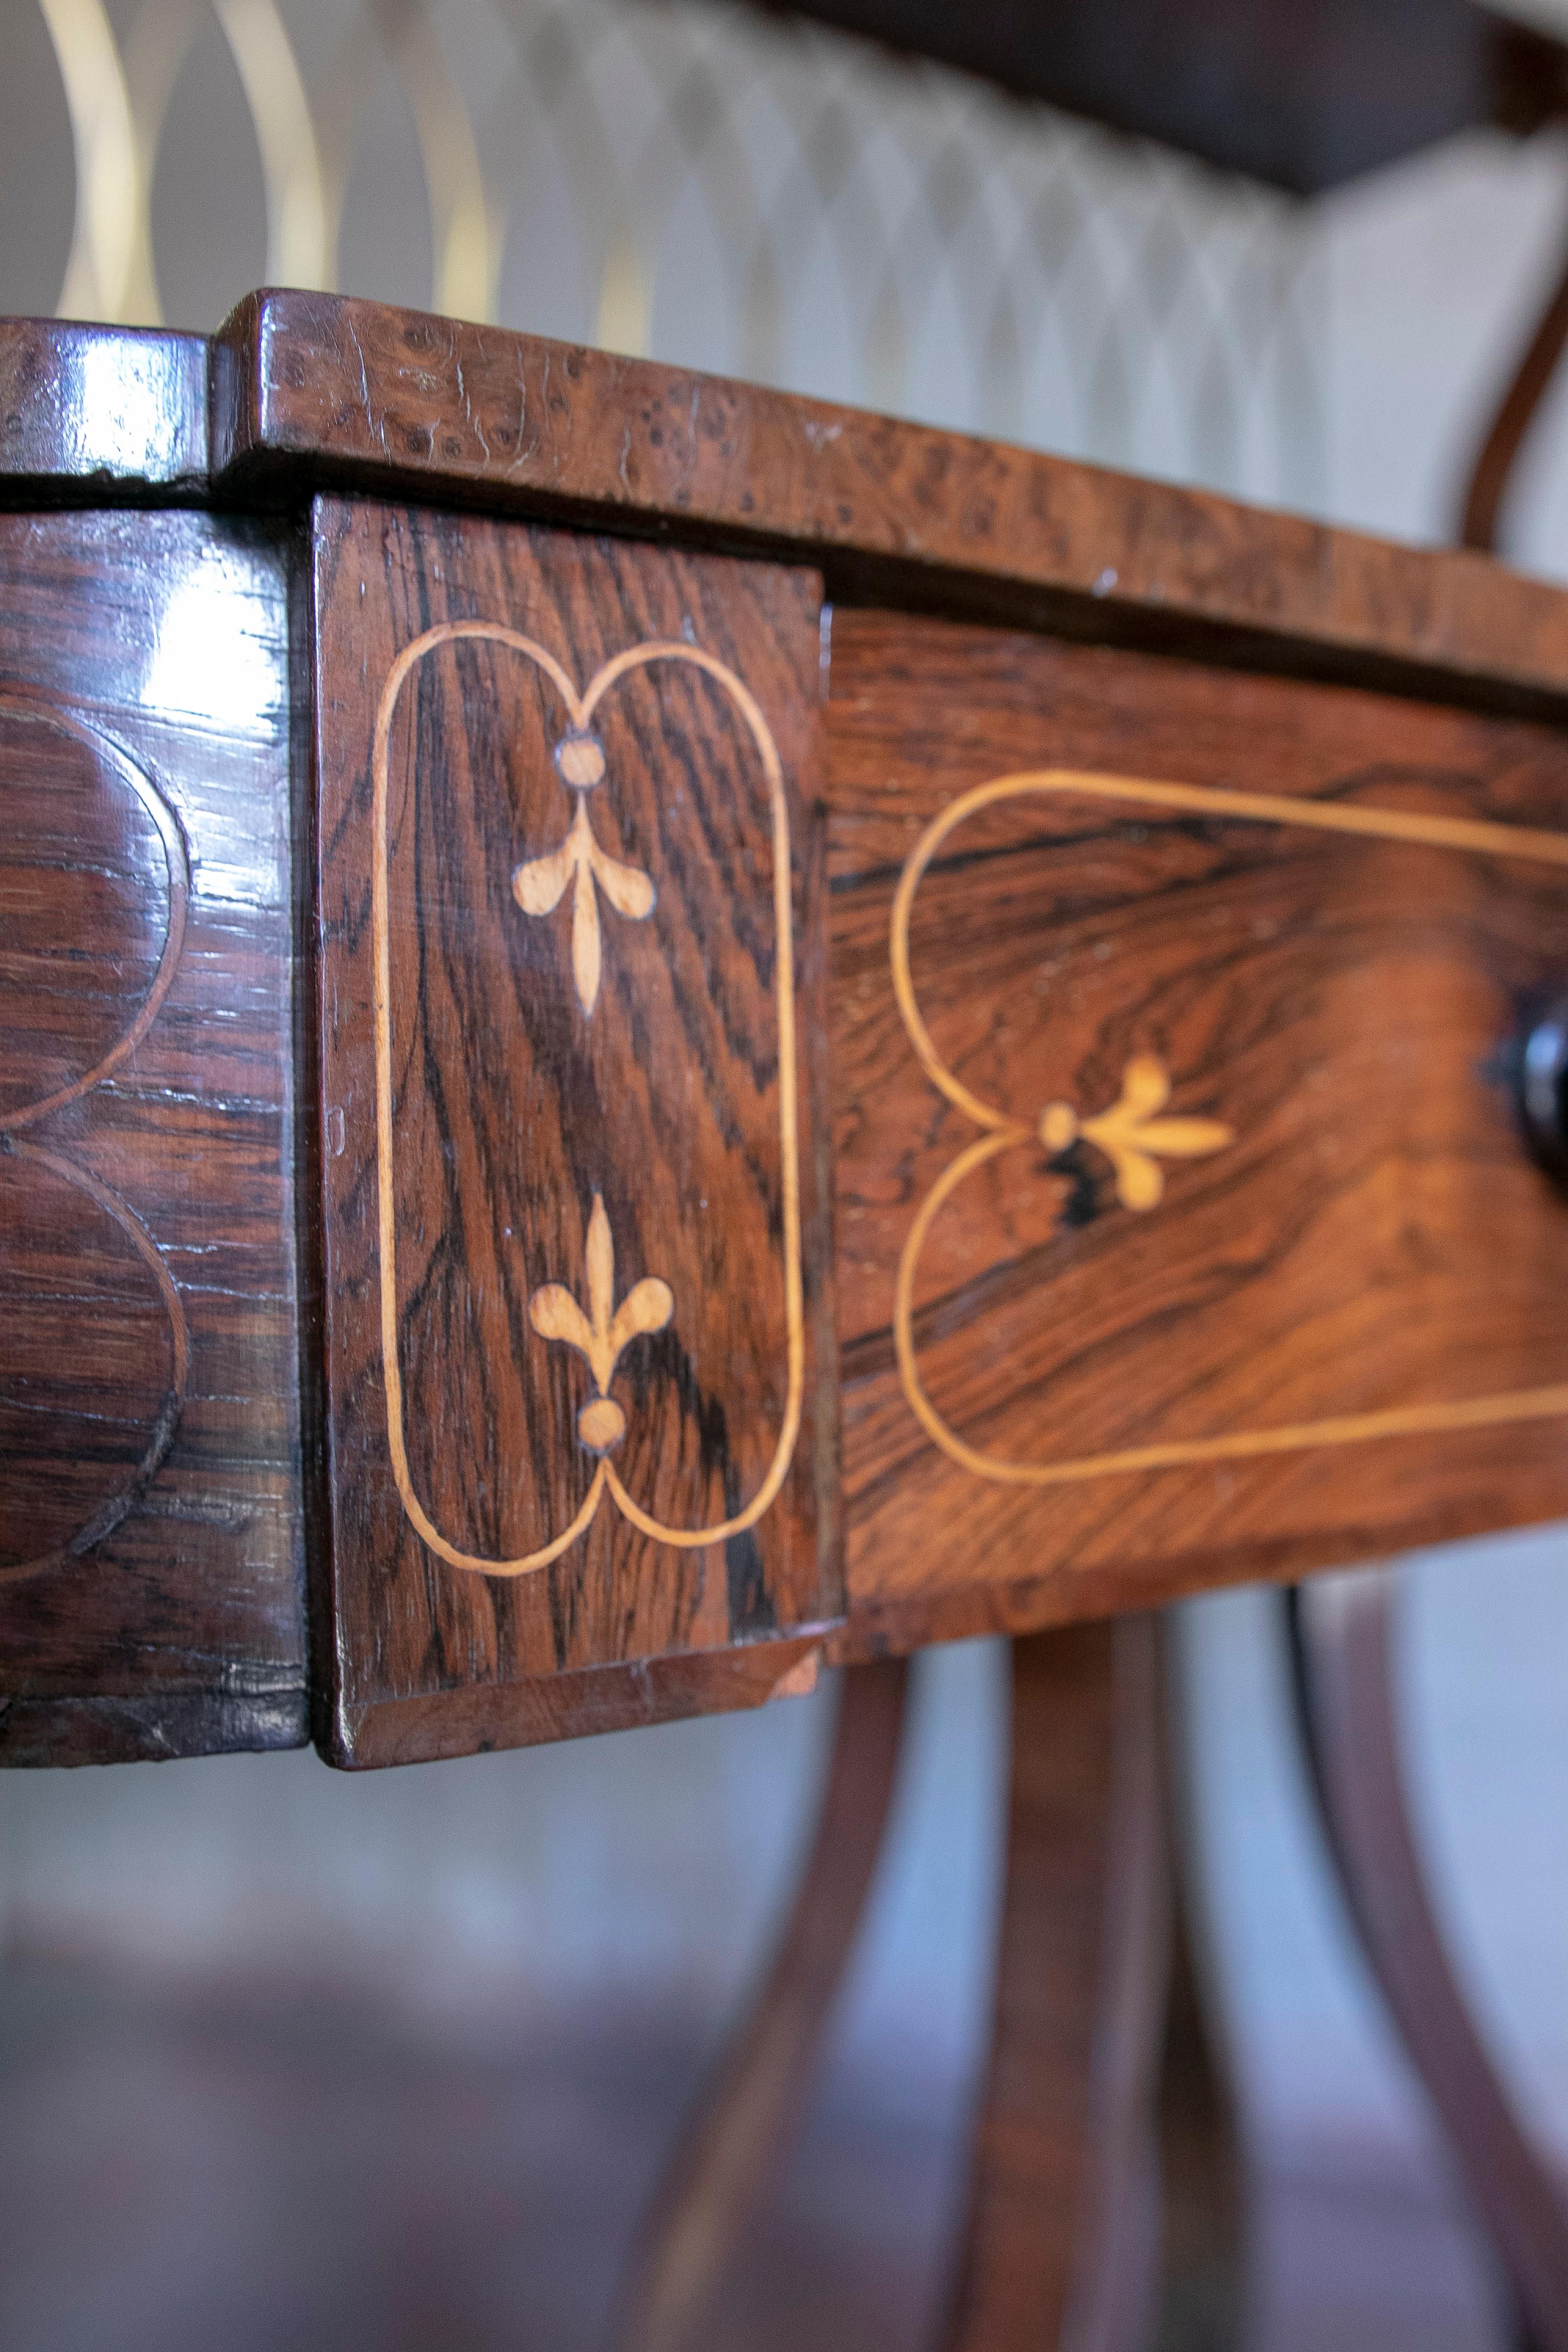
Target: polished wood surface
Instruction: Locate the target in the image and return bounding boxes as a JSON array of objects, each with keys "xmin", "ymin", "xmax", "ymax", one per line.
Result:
[
  {"xmin": 321, "ymin": 1636, "xmax": 835, "ymax": 1769},
  {"xmin": 0, "ymin": 323, "xmax": 208, "ymax": 501},
  {"xmin": 824, "ymin": 607, "xmax": 1568, "ymax": 1655},
  {"xmin": 1271, "ymin": 256, "xmax": 1568, "ymax": 2352},
  {"xmin": 0, "ymin": 508, "xmax": 306, "ymax": 1762},
  {"xmin": 206, "ymin": 292, "xmax": 1568, "ymax": 712},
  {"xmin": 1, "ymin": 276, "xmax": 1560, "ymax": 2352},
  {"xmin": 310, "ymin": 498, "xmax": 839, "ymax": 1764},
  {"xmin": 5, "ymin": 297, "xmax": 1568, "ymax": 1761}
]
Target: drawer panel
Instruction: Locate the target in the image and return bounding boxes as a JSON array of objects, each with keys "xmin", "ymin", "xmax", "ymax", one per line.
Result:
[
  {"xmin": 310, "ymin": 500, "xmax": 839, "ymax": 1763},
  {"xmin": 827, "ymin": 611, "xmax": 1568, "ymax": 1644}
]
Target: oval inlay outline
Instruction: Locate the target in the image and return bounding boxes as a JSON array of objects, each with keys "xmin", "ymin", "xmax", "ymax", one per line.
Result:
[{"xmin": 372, "ymin": 621, "xmax": 804, "ymax": 1578}]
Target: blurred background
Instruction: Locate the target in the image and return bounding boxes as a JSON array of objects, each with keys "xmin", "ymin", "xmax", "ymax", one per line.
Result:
[{"xmin": 1, "ymin": 2, "xmax": 1566, "ymax": 2347}]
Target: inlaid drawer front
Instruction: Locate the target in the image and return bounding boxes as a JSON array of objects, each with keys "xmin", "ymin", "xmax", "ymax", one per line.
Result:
[
  {"xmin": 312, "ymin": 499, "xmax": 838, "ymax": 1763},
  {"xmin": 828, "ymin": 612, "xmax": 1568, "ymax": 1641}
]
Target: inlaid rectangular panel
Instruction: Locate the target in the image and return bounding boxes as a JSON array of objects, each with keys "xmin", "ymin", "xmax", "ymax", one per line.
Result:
[
  {"xmin": 0, "ymin": 509, "xmax": 306, "ymax": 1761},
  {"xmin": 312, "ymin": 499, "xmax": 839, "ymax": 1766},
  {"xmin": 826, "ymin": 609, "xmax": 1568, "ymax": 1650}
]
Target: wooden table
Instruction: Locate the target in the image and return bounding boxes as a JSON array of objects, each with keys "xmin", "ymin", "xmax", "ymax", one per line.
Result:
[{"xmin": 4, "ymin": 293, "xmax": 1566, "ymax": 2348}]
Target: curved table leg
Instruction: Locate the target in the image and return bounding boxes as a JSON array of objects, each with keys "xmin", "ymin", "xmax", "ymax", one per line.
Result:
[
  {"xmin": 942, "ymin": 1617, "xmax": 1170, "ymax": 2352},
  {"xmin": 1460, "ymin": 196, "xmax": 1568, "ymax": 551},
  {"xmin": 1443, "ymin": 159, "xmax": 1568, "ymax": 2351},
  {"xmin": 1151, "ymin": 1619, "xmax": 1247, "ymax": 2352},
  {"xmin": 614, "ymin": 1655, "xmax": 909, "ymax": 2352},
  {"xmin": 1288, "ymin": 1568, "xmax": 1568, "ymax": 2352}
]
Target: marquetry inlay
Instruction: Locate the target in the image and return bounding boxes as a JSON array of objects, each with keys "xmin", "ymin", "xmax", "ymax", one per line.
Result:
[
  {"xmin": 1036, "ymin": 1056, "xmax": 1232, "ymax": 1213},
  {"xmin": 367, "ymin": 614, "xmax": 807, "ymax": 1579},
  {"xmin": 891, "ymin": 765, "xmax": 1568, "ymax": 1490},
  {"xmin": 529, "ymin": 1193, "xmax": 674, "ymax": 1456},
  {"xmin": 310, "ymin": 502, "xmax": 837, "ymax": 1752},
  {"xmin": 512, "ymin": 728, "xmax": 656, "ymax": 1017}
]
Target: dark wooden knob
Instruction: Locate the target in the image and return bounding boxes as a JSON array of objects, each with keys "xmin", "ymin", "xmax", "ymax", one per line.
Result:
[{"xmin": 1520, "ymin": 1002, "xmax": 1568, "ymax": 1175}]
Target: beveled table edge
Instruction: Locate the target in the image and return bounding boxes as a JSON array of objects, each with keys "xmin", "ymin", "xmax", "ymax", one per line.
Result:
[
  {"xmin": 0, "ymin": 319, "xmax": 208, "ymax": 498},
  {"xmin": 207, "ymin": 289, "xmax": 1568, "ymax": 714},
  {"xmin": 6, "ymin": 300, "xmax": 1568, "ymax": 713}
]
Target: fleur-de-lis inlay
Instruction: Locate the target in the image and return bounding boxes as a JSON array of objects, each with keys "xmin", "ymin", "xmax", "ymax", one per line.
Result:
[
  {"xmin": 1039, "ymin": 1055, "xmax": 1232, "ymax": 1211},
  {"xmin": 512, "ymin": 731, "xmax": 655, "ymax": 1017},
  {"xmin": 529, "ymin": 1193, "xmax": 674, "ymax": 1454}
]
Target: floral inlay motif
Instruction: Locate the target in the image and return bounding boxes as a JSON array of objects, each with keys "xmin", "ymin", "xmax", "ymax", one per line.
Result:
[
  {"xmin": 370, "ymin": 619, "xmax": 806, "ymax": 1577},
  {"xmin": 1039, "ymin": 1054, "xmax": 1231, "ymax": 1210},
  {"xmin": 529, "ymin": 1193, "xmax": 673, "ymax": 1455},
  {"xmin": 511, "ymin": 730, "xmax": 655, "ymax": 1016},
  {"xmin": 890, "ymin": 762, "xmax": 1568, "ymax": 1492}
]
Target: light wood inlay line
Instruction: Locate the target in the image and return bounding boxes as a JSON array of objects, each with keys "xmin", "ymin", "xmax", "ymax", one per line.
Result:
[
  {"xmin": 891, "ymin": 766, "xmax": 1568, "ymax": 1488},
  {"xmin": 370, "ymin": 621, "xmax": 805, "ymax": 1577}
]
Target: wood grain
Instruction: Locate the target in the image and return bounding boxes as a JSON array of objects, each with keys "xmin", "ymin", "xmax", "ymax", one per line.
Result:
[
  {"xmin": 311, "ymin": 498, "xmax": 840, "ymax": 1766},
  {"xmin": 11, "ymin": 305, "xmax": 1568, "ymax": 1763},
  {"xmin": 0, "ymin": 509, "xmax": 306, "ymax": 1763},
  {"xmin": 825, "ymin": 608, "xmax": 1568, "ymax": 1654},
  {"xmin": 336, "ymin": 1634, "xmax": 831, "ymax": 1769},
  {"xmin": 210, "ymin": 291, "xmax": 1568, "ymax": 716}
]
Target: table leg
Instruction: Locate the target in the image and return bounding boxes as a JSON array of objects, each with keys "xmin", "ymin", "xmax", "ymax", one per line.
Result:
[
  {"xmin": 615, "ymin": 1657, "xmax": 909, "ymax": 2352},
  {"xmin": 1288, "ymin": 1569, "xmax": 1568, "ymax": 2352},
  {"xmin": 942, "ymin": 1619, "xmax": 1168, "ymax": 2352}
]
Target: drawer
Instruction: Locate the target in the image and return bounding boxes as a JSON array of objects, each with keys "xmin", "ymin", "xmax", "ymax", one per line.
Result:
[
  {"xmin": 827, "ymin": 611, "xmax": 1568, "ymax": 1646},
  {"xmin": 309, "ymin": 499, "xmax": 840, "ymax": 1762},
  {"xmin": 306, "ymin": 504, "xmax": 1568, "ymax": 1760}
]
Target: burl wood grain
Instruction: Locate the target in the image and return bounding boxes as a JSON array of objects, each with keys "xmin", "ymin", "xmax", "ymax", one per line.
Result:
[
  {"xmin": 825, "ymin": 609, "xmax": 1568, "ymax": 1653},
  {"xmin": 0, "ymin": 510, "xmax": 306, "ymax": 1763},
  {"xmin": 208, "ymin": 292, "xmax": 1568, "ymax": 713},
  {"xmin": 311, "ymin": 498, "xmax": 839, "ymax": 1766}
]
